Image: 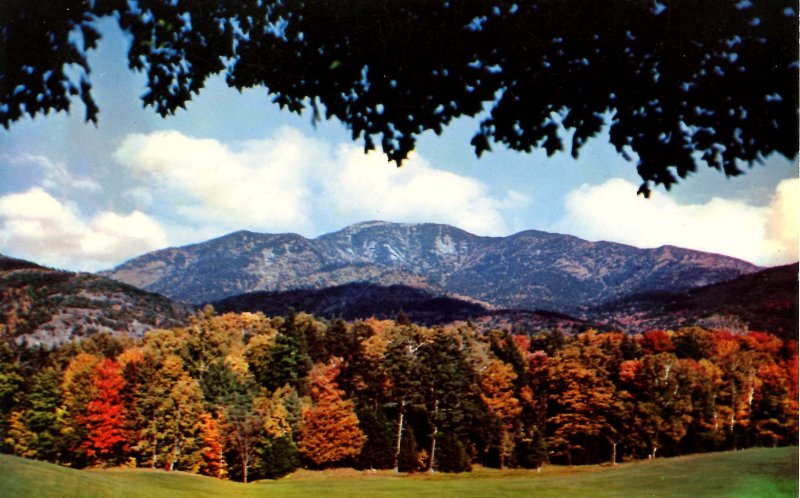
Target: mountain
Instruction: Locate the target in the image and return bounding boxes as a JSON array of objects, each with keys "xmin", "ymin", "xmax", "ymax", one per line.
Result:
[
  {"xmin": 103, "ymin": 221, "xmax": 760, "ymax": 314},
  {"xmin": 0, "ymin": 254, "xmax": 190, "ymax": 347},
  {"xmin": 594, "ymin": 263, "xmax": 799, "ymax": 339}
]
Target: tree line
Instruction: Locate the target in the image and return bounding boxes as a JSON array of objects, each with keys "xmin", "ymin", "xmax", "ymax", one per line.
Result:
[{"xmin": 0, "ymin": 307, "xmax": 796, "ymax": 481}]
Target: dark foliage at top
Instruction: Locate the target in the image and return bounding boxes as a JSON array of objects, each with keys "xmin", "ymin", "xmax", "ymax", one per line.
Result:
[{"xmin": 2, "ymin": 1, "xmax": 796, "ymax": 192}]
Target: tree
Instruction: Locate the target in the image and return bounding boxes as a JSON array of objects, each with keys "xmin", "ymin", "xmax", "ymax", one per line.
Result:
[
  {"xmin": 416, "ymin": 329, "xmax": 483, "ymax": 472},
  {"xmin": 80, "ymin": 359, "xmax": 129, "ymax": 465},
  {"xmin": 0, "ymin": 342, "xmax": 24, "ymax": 450},
  {"xmin": 196, "ymin": 413, "xmax": 225, "ymax": 479},
  {"xmin": 298, "ymin": 359, "xmax": 366, "ymax": 467},
  {"xmin": 479, "ymin": 359, "xmax": 521, "ymax": 468},
  {"xmin": 260, "ymin": 312, "xmax": 312, "ymax": 393},
  {"xmin": 60, "ymin": 352, "xmax": 100, "ymax": 466},
  {"xmin": 2, "ymin": 1, "xmax": 795, "ymax": 193},
  {"xmin": 21, "ymin": 367, "xmax": 65, "ymax": 462},
  {"xmin": 546, "ymin": 344, "xmax": 625, "ymax": 465}
]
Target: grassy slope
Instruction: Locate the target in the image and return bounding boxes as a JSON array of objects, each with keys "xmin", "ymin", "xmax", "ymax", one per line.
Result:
[{"xmin": 1, "ymin": 447, "xmax": 796, "ymax": 498}]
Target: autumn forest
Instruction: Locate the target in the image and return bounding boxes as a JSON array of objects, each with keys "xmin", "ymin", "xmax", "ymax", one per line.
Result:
[{"xmin": 0, "ymin": 308, "xmax": 796, "ymax": 483}]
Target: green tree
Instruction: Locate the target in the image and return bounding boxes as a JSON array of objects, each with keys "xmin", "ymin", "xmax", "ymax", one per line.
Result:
[
  {"xmin": 3, "ymin": 2, "xmax": 795, "ymax": 192},
  {"xmin": 261, "ymin": 312, "xmax": 312, "ymax": 393},
  {"xmin": 22, "ymin": 367, "xmax": 65, "ymax": 462},
  {"xmin": 417, "ymin": 329, "xmax": 483, "ymax": 472},
  {"xmin": 0, "ymin": 342, "xmax": 24, "ymax": 450}
]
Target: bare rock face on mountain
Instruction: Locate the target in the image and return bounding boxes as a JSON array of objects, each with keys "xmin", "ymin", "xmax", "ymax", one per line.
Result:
[{"xmin": 102, "ymin": 221, "xmax": 760, "ymax": 313}]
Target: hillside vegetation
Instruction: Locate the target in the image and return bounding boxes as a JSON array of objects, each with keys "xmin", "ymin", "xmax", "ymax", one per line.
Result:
[
  {"xmin": 0, "ymin": 255, "xmax": 190, "ymax": 347},
  {"xmin": 0, "ymin": 447, "xmax": 796, "ymax": 498}
]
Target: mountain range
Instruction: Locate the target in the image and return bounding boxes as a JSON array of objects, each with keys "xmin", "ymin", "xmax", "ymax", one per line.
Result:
[
  {"xmin": 103, "ymin": 221, "xmax": 760, "ymax": 314},
  {"xmin": 1, "ymin": 222, "xmax": 796, "ymax": 345}
]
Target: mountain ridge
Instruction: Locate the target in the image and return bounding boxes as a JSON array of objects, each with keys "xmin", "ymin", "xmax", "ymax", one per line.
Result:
[{"xmin": 102, "ymin": 221, "xmax": 761, "ymax": 312}]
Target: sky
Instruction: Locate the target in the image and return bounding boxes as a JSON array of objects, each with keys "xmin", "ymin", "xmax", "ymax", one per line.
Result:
[{"xmin": 0, "ymin": 19, "xmax": 797, "ymax": 272}]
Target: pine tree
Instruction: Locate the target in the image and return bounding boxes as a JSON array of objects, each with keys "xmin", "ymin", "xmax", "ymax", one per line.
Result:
[
  {"xmin": 355, "ymin": 405, "xmax": 395, "ymax": 470},
  {"xmin": 24, "ymin": 367, "xmax": 64, "ymax": 462},
  {"xmin": 262, "ymin": 312, "xmax": 312, "ymax": 393},
  {"xmin": 397, "ymin": 423, "xmax": 418, "ymax": 472}
]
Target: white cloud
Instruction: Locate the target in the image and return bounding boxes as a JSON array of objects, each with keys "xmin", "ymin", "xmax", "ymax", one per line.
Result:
[
  {"xmin": 555, "ymin": 177, "xmax": 799, "ymax": 266},
  {"xmin": 113, "ymin": 127, "xmax": 527, "ymax": 237},
  {"xmin": 9, "ymin": 153, "xmax": 101, "ymax": 193},
  {"xmin": 0, "ymin": 188, "xmax": 167, "ymax": 271},
  {"xmin": 114, "ymin": 128, "xmax": 320, "ymax": 233},
  {"xmin": 322, "ymin": 145, "xmax": 530, "ymax": 235}
]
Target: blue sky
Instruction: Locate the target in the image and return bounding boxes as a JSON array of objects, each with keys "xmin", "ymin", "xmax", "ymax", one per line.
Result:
[{"xmin": 0, "ymin": 19, "xmax": 797, "ymax": 271}]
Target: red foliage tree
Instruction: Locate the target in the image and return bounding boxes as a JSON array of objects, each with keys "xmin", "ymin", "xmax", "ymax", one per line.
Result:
[
  {"xmin": 80, "ymin": 359, "xmax": 129, "ymax": 465},
  {"xmin": 641, "ymin": 330, "xmax": 674, "ymax": 354},
  {"xmin": 197, "ymin": 413, "xmax": 224, "ymax": 478},
  {"xmin": 298, "ymin": 359, "xmax": 366, "ymax": 467}
]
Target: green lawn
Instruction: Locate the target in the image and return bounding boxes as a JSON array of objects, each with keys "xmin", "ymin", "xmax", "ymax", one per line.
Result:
[{"xmin": 1, "ymin": 447, "xmax": 796, "ymax": 498}]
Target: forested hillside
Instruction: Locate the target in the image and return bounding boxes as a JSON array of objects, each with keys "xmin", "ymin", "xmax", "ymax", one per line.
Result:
[
  {"xmin": 1, "ymin": 308, "xmax": 795, "ymax": 482},
  {"xmin": 0, "ymin": 255, "xmax": 190, "ymax": 347}
]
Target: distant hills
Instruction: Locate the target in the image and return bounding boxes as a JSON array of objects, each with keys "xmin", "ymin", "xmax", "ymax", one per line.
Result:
[
  {"xmin": 0, "ymin": 254, "xmax": 190, "ymax": 347},
  {"xmin": 594, "ymin": 263, "xmax": 799, "ymax": 338},
  {"xmin": 212, "ymin": 264, "xmax": 798, "ymax": 338},
  {"xmin": 103, "ymin": 221, "xmax": 759, "ymax": 313}
]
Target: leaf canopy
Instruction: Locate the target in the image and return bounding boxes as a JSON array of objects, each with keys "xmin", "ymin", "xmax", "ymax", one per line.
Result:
[{"xmin": 1, "ymin": 0, "xmax": 797, "ymax": 193}]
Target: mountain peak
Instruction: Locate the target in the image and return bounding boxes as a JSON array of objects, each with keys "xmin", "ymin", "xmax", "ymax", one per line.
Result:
[{"xmin": 103, "ymin": 221, "xmax": 760, "ymax": 308}]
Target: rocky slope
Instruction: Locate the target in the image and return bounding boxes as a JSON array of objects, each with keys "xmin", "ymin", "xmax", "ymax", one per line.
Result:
[
  {"xmin": 0, "ymin": 254, "xmax": 190, "ymax": 347},
  {"xmin": 103, "ymin": 221, "xmax": 760, "ymax": 314}
]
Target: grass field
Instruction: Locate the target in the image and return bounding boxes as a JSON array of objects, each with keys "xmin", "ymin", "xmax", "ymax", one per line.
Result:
[{"xmin": 0, "ymin": 447, "xmax": 796, "ymax": 498}]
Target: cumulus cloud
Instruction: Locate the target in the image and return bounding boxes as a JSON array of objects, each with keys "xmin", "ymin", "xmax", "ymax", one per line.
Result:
[
  {"xmin": 114, "ymin": 128, "xmax": 321, "ymax": 233},
  {"xmin": 322, "ymin": 145, "xmax": 530, "ymax": 235},
  {"xmin": 0, "ymin": 188, "xmax": 167, "ymax": 271},
  {"xmin": 555, "ymin": 177, "xmax": 799, "ymax": 266},
  {"xmin": 113, "ymin": 127, "xmax": 528, "ymax": 237}
]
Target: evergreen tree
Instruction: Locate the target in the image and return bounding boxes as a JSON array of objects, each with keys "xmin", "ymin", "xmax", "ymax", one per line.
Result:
[
  {"xmin": 262, "ymin": 312, "xmax": 312, "ymax": 393},
  {"xmin": 0, "ymin": 342, "xmax": 23, "ymax": 449},
  {"xmin": 256, "ymin": 436, "xmax": 299, "ymax": 479},
  {"xmin": 436, "ymin": 432, "xmax": 471, "ymax": 473},
  {"xmin": 396, "ymin": 423, "xmax": 418, "ymax": 473},
  {"xmin": 355, "ymin": 405, "xmax": 395, "ymax": 470},
  {"xmin": 23, "ymin": 367, "xmax": 64, "ymax": 462}
]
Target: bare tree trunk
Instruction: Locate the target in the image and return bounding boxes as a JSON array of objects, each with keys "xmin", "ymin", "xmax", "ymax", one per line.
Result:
[
  {"xmin": 428, "ymin": 398, "xmax": 438, "ymax": 473},
  {"xmin": 241, "ymin": 446, "xmax": 249, "ymax": 484},
  {"xmin": 611, "ymin": 441, "xmax": 617, "ymax": 466},
  {"xmin": 151, "ymin": 415, "xmax": 158, "ymax": 469},
  {"xmin": 393, "ymin": 399, "xmax": 405, "ymax": 472}
]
